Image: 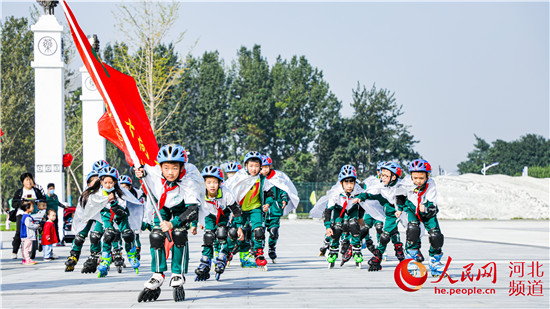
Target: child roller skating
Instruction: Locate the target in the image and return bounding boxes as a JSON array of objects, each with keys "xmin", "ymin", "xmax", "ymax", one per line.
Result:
[
  {"xmin": 195, "ymin": 165, "xmax": 244, "ymax": 281},
  {"xmin": 94, "ymin": 167, "xmax": 142, "ymax": 277},
  {"xmin": 135, "ymin": 144, "xmax": 205, "ymax": 302},
  {"xmin": 119, "ymin": 174, "xmax": 147, "ymax": 261},
  {"xmin": 224, "ymin": 152, "xmax": 275, "ymax": 271},
  {"xmin": 66, "ymin": 161, "xmax": 108, "ymax": 272},
  {"xmin": 352, "ymin": 162, "xmax": 408, "ymax": 271},
  {"xmin": 320, "ymin": 165, "xmax": 366, "ymax": 269},
  {"xmin": 259, "ymin": 155, "xmax": 299, "ymax": 264},
  {"xmin": 401, "ymin": 159, "xmax": 445, "ymax": 277}
]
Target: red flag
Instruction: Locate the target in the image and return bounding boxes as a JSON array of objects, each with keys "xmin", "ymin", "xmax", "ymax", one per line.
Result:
[
  {"xmin": 97, "ymin": 112, "xmax": 134, "ymax": 165},
  {"xmin": 61, "ymin": 0, "xmax": 158, "ymax": 166}
]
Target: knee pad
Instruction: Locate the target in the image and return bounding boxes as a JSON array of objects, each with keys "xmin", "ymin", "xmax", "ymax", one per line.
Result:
[
  {"xmin": 149, "ymin": 229, "xmax": 165, "ymax": 250},
  {"xmin": 360, "ymin": 226, "xmax": 370, "ymax": 240},
  {"xmin": 74, "ymin": 234, "xmax": 86, "ymax": 247},
  {"xmin": 173, "ymin": 228, "xmax": 188, "ymax": 248},
  {"xmin": 114, "ymin": 229, "xmax": 122, "ymax": 242},
  {"xmin": 348, "ymin": 219, "xmax": 360, "ymax": 237},
  {"xmin": 342, "ymin": 220, "xmax": 350, "ymax": 233},
  {"xmin": 89, "ymin": 231, "xmax": 102, "ymax": 246},
  {"xmin": 428, "ymin": 228, "xmax": 444, "ymax": 250},
  {"xmin": 122, "ymin": 229, "xmax": 135, "ymax": 244},
  {"xmin": 228, "ymin": 227, "xmax": 238, "ymax": 241},
  {"xmin": 243, "ymin": 225, "xmax": 252, "ymax": 241},
  {"xmin": 406, "ymin": 221, "xmax": 421, "ymax": 244},
  {"xmin": 216, "ymin": 226, "xmax": 228, "ymax": 243},
  {"xmin": 374, "ymin": 222, "xmax": 383, "ymax": 235},
  {"xmin": 253, "ymin": 227, "xmax": 265, "ymax": 241},
  {"xmin": 331, "ymin": 224, "xmax": 343, "ymax": 240},
  {"xmin": 103, "ymin": 228, "xmax": 116, "ymax": 245},
  {"xmin": 269, "ymin": 227, "xmax": 279, "ymax": 240},
  {"xmin": 379, "ymin": 231, "xmax": 391, "ymax": 246},
  {"xmin": 203, "ymin": 230, "xmax": 216, "ymax": 246}
]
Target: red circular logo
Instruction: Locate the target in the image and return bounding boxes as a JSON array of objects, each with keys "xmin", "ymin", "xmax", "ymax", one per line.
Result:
[{"xmin": 394, "ymin": 259, "xmax": 428, "ymax": 292}]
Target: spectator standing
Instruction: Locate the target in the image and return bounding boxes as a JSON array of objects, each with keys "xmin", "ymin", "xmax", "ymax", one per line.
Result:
[
  {"xmin": 11, "ymin": 173, "xmax": 46, "ymax": 259},
  {"xmin": 20, "ymin": 202, "xmax": 39, "ymax": 265},
  {"xmin": 42, "ymin": 209, "xmax": 59, "ymax": 260},
  {"xmin": 45, "ymin": 183, "xmax": 65, "ymax": 246}
]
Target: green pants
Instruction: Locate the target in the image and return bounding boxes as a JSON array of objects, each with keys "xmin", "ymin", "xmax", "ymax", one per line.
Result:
[
  {"xmin": 91, "ymin": 221, "xmax": 110, "ymax": 253},
  {"xmin": 238, "ymin": 207, "xmax": 264, "ymax": 252},
  {"xmin": 135, "ymin": 234, "xmax": 141, "ymax": 248},
  {"xmin": 361, "ymin": 214, "xmax": 382, "ymax": 243},
  {"xmin": 202, "ymin": 211, "xmax": 236, "ymax": 259},
  {"xmin": 265, "ymin": 216, "xmax": 281, "ymax": 247},
  {"xmin": 71, "ymin": 220, "xmax": 94, "ymax": 252},
  {"xmin": 405, "ymin": 209, "xmax": 443, "ymax": 256},
  {"xmin": 150, "ymin": 205, "xmax": 189, "ymax": 274},
  {"xmin": 376, "ymin": 207, "xmax": 402, "ymax": 254},
  {"xmin": 99, "ymin": 209, "xmax": 133, "ymax": 253},
  {"xmin": 329, "ymin": 206, "xmax": 361, "ymax": 248}
]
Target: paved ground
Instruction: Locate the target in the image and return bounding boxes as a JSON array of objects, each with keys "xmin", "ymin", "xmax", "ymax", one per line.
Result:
[{"xmin": 1, "ymin": 219, "xmax": 549, "ymax": 308}]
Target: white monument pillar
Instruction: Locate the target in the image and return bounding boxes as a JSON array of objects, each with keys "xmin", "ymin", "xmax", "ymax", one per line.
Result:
[
  {"xmin": 81, "ymin": 35, "xmax": 106, "ymax": 187},
  {"xmin": 31, "ymin": 4, "xmax": 65, "ymax": 201},
  {"xmin": 31, "ymin": 1, "xmax": 65, "ymax": 240}
]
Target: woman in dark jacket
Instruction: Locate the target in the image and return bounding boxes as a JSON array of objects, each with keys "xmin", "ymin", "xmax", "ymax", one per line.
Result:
[{"xmin": 12, "ymin": 173, "xmax": 46, "ymax": 258}]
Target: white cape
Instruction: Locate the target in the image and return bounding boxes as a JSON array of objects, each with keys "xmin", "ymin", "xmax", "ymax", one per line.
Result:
[
  {"xmin": 267, "ymin": 170, "xmax": 300, "ymax": 215},
  {"xmin": 198, "ymin": 186, "xmax": 237, "ymax": 226},
  {"xmin": 142, "ymin": 163, "xmax": 206, "ymax": 225},
  {"xmin": 224, "ymin": 169, "xmax": 272, "ymax": 203},
  {"xmin": 72, "ymin": 188, "xmax": 143, "ymax": 233}
]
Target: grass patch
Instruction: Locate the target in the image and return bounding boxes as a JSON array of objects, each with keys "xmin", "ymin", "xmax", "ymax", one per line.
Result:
[{"xmin": 0, "ymin": 214, "xmax": 16, "ymax": 231}]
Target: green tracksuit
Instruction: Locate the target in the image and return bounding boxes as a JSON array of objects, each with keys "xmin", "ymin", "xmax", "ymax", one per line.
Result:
[
  {"xmin": 150, "ymin": 203, "xmax": 198, "ymax": 275},
  {"xmin": 265, "ymin": 186, "xmax": 288, "ymax": 248},
  {"xmin": 401, "ymin": 198, "xmax": 442, "ymax": 256}
]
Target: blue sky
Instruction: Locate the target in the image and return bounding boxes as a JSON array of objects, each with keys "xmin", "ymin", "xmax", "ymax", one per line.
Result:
[{"xmin": 2, "ymin": 1, "xmax": 548, "ymax": 173}]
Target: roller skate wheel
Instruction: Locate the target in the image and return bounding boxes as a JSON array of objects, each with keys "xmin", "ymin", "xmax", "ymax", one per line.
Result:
[{"xmin": 173, "ymin": 286, "xmax": 185, "ymax": 302}]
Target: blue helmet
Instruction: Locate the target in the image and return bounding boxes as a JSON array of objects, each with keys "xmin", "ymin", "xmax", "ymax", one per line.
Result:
[
  {"xmin": 409, "ymin": 159, "xmax": 431, "ymax": 173},
  {"xmin": 201, "ymin": 165, "xmax": 224, "ymax": 181},
  {"xmin": 376, "ymin": 161, "xmax": 386, "ymax": 172},
  {"xmin": 243, "ymin": 151, "xmax": 262, "ymax": 164},
  {"xmin": 338, "ymin": 164, "xmax": 357, "ymax": 182},
  {"xmin": 86, "ymin": 170, "xmax": 99, "ymax": 183},
  {"xmin": 119, "ymin": 175, "xmax": 132, "ymax": 185},
  {"xmin": 92, "ymin": 160, "xmax": 109, "ymax": 171},
  {"xmin": 225, "ymin": 161, "xmax": 242, "ymax": 173},
  {"xmin": 261, "ymin": 155, "xmax": 272, "ymax": 166},
  {"xmin": 99, "ymin": 166, "xmax": 119, "ymax": 180},
  {"xmin": 157, "ymin": 144, "xmax": 187, "ymax": 164},
  {"xmin": 382, "ymin": 162, "xmax": 402, "ymax": 177}
]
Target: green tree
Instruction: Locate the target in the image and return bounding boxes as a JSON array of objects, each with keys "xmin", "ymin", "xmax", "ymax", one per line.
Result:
[
  {"xmin": 113, "ymin": 0, "xmax": 189, "ymax": 141},
  {"xmin": 229, "ymin": 45, "xmax": 275, "ymax": 157},
  {"xmin": 458, "ymin": 134, "xmax": 549, "ymax": 175},
  {"xmin": 457, "ymin": 135, "xmax": 490, "ymax": 174},
  {"xmin": 165, "ymin": 51, "xmax": 231, "ymax": 167},
  {"xmin": 337, "ymin": 83, "xmax": 419, "ymax": 178},
  {"xmin": 1, "ymin": 16, "xmax": 34, "ymax": 209}
]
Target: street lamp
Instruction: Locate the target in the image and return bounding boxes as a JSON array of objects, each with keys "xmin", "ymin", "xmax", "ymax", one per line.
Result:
[{"xmin": 481, "ymin": 162, "xmax": 499, "ymax": 175}]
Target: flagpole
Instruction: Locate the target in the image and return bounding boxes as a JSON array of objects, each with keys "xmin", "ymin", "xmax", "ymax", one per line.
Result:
[{"xmin": 61, "ymin": 0, "xmax": 170, "ymax": 241}]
